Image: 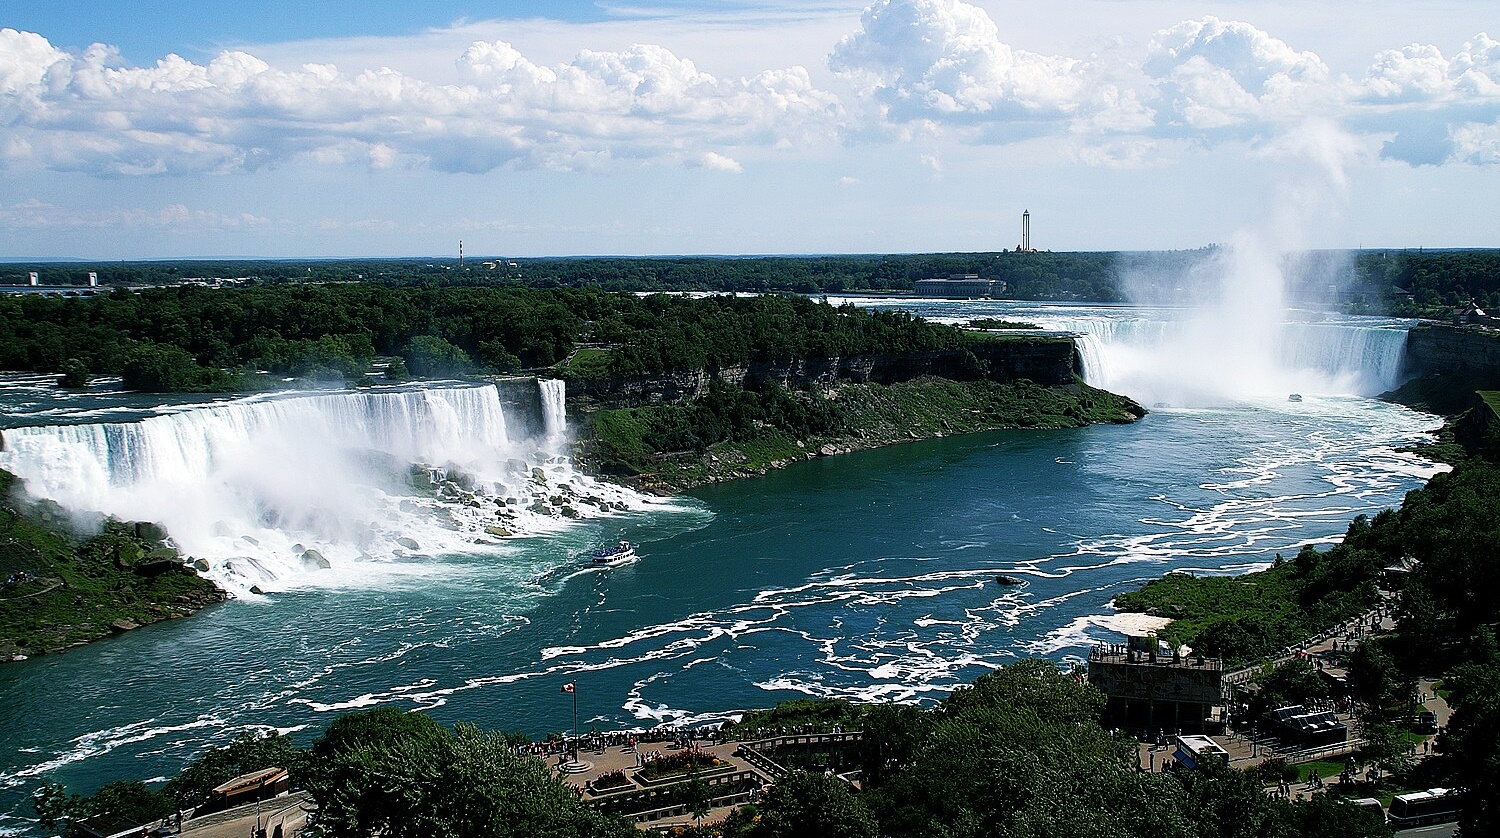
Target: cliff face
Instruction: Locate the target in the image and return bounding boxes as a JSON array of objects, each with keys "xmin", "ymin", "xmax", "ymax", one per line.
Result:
[
  {"xmin": 1389, "ymin": 324, "xmax": 1500, "ymax": 413},
  {"xmin": 569, "ymin": 338, "xmax": 1079, "ymax": 406},
  {"xmin": 1402, "ymin": 324, "xmax": 1500, "ymax": 382}
]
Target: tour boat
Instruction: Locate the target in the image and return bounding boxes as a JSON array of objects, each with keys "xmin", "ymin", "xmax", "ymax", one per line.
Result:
[
  {"xmin": 591, "ymin": 540, "xmax": 638, "ymax": 567},
  {"xmin": 1288, "ymin": 393, "xmax": 1303, "ymax": 402}
]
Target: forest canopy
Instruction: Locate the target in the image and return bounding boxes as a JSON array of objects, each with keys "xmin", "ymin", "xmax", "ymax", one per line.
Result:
[{"xmin": 0, "ymin": 286, "xmax": 985, "ymax": 392}]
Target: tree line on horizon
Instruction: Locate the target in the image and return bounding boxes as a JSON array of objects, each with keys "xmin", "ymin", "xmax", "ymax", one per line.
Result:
[
  {"xmin": 3, "ymin": 248, "xmax": 1495, "ymax": 314},
  {"xmin": 0, "ymin": 285, "xmax": 984, "ymax": 393}
]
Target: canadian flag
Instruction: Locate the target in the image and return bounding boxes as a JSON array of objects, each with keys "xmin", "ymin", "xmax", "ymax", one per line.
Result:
[{"xmin": 561, "ymin": 683, "xmax": 576, "ymax": 693}]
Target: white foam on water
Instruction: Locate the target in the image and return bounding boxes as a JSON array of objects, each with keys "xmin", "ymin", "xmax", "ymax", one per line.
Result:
[
  {"xmin": 0, "ymin": 382, "xmax": 675, "ymax": 596},
  {"xmin": 0, "ymin": 716, "xmax": 226, "ymax": 788}
]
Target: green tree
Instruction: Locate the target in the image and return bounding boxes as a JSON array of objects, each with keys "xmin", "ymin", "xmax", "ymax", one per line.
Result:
[
  {"xmin": 57, "ymin": 357, "xmax": 90, "ymax": 389},
  {"xmin": 31, "ymin": 780, "xmax": 78, "ymax": 832},
  {"xmin": 302, "ymin": 711, "xmax": 630, "ymax": 838},
  {"xmin": 751, "ymin": 770, "xmax": 877, "ymax": 838},
  {"xmin": 163, "ymin": 730, "xmax": 307, "ymax": 810},
  {"xmin": 79, "ymin": 780, "xmax": 175, "ymax": 826},
  {"xmin": 384, "ymin": 356, "xmax": 411, "ymax": 382},
  {"xmin": 404, "ymin": 335, "xmax": 473, "ymax": 378},
  {"xmin": 1440, "ymin": 658, "xmax": 1500, "ymax": 835},
  {"xmin": 303, "ymin": 707, "xmax": 454, "ymax": 838}
]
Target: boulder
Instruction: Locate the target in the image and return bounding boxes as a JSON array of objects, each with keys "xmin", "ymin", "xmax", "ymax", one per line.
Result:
[
  {"xmin": 134, "ymin": 557, "xmax": 182, "ymax": 577},
  {"xmin": 532, "ymin": 468, "xmax": 548, "ymax": 483},
  {"xmin": 993, "ymin": 574, "xmax": 1026, "ymax": 586},
  {"xmin": 300, "ymin": 549, "xmax": 331, "ymax": 570},
  {"xmin": 134, "ymin": 521, "xmax": 169, "ymax": 542},
  {"xmin": 113, "ymin": 541, "xmax": 144, "ymax": 569},
  {"xmin": 396, "ymin": 537, "xmax": 420, "ymax": 551},
  {"xmin": 110, "ymin": 619, "xmax": 139, "ymax": 632},
  {"xmin": 485, "ymin": 525, "xmax": 513, "ymax": 538}
]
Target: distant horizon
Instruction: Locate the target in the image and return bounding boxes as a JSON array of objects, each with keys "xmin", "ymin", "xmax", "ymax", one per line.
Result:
[{"xmin": 4, "ymin": 244, "xmax": 1500, "ymax": 267}]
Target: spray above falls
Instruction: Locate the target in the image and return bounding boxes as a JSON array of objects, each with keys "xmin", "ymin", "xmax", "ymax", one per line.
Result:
[
  {"xmin": 0, "ymin": 380, "xmax": 657, "ymax": 596},
  {"xmin": 1038, "ymin": 234, "xmax": 1411, "ymax": 407}
]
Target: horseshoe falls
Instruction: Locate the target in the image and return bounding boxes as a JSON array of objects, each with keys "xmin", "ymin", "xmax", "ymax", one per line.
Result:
[{"xmin": 1049, "ymin": 314, "xmax": 1411, "ymax": 406}]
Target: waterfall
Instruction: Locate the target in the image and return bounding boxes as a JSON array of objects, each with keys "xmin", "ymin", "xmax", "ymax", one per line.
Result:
[
  {"xmin": 0, "ymin": 383, "xmax": 651, "ymax": 595},
  {"xmin": 1034, "ymin": 314, "xmax": 1411, "ymax": 405},
  {"xmin": 539, "ymin": 379, "xmax": 567, "ymax": 446}
]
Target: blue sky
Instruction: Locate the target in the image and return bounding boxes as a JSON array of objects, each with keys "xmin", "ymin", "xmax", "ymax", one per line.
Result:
[
  {"xmin": 6, "ymin": 2, "xmax": 611, "ymax": 57},
  {"xmin": 1, "ymin": 1, "xmax": 1497, "ymax": 258}
]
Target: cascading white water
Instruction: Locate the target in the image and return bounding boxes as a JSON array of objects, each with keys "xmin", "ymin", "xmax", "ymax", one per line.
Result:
[
  {"xmin": 0, "ymin": 383, "xmax": 652, "ymax": 595},
  {"xmin": 539, "ymin": 379, "xmax": 567, "ymax": 445},
  {"xmin": 1046, "ymin": 314, "xmax": 1411, "ymax": 405}
]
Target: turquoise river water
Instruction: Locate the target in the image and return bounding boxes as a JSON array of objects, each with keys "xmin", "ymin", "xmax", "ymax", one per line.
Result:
[{"xmin": 0, "ymin": 302, "xmax": 1446, "ymax": 834}]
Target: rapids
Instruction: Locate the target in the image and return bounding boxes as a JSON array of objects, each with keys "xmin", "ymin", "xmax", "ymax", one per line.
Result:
[{"xmin": 0, "ymin": 305, "xmax": 1446, "ymax": 836}]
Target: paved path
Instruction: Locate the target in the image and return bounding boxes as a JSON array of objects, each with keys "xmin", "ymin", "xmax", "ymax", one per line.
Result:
[
  {"xmin": 548, "ymin": 739, "xmax": 754, "ymax": 797},
  {"xmin": 179, "ymin": 793, "xmax": 309, "ymax": 838}
]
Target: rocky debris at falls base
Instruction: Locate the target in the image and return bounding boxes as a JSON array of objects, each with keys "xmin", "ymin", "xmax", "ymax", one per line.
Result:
[{"xmin": 0, "ymin": 479, "xmax": 229, "ymax": 662}]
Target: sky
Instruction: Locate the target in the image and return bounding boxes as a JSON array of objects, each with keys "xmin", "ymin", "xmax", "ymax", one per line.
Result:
[{"xmin": 1, "ymin": 0, "xmax": 1497, "ymax": 258}]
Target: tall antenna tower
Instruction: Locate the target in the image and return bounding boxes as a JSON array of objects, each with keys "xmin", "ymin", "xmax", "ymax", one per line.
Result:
[
  {"xmin": 459, "ymin": 240, "xmax": 464, "ymax": 268},
  {"xmin": 1022, "ymin": 210, "xmax": 1031, "ymax": 252}
]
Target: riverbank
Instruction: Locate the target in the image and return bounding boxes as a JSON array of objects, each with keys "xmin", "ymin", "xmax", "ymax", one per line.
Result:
[
  {"xmin": 1112, "ymin": 392, "xmax": 1472, "ymax": 668},
  {"xmin": 0, "ymin": 469, "xmax": 226, "ymax": 661},
  {"xmin": 576, "ymin": 376, "xmax": 1144, "ymax": 493}
]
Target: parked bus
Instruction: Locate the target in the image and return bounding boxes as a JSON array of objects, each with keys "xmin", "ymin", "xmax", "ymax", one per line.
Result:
[{"xmin": 1388, "ymin": 787, "xmax": 1458, "ymax": 828}]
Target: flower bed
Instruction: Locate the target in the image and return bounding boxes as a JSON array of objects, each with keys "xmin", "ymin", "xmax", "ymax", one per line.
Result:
[
  {"xmin": 638, "ymin": 751, "xmax": 725, "ymax": 781},
  {"xmin": 591, "ymin": 769, "xmax": 633, "ymax": 792}
]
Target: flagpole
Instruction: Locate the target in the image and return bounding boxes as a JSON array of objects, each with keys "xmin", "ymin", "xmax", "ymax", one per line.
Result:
[{"xmin": 573, "ymin": 686, "xmax": 578, "ymax": 742}]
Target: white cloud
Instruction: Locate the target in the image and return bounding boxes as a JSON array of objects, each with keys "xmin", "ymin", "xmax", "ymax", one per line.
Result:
[
  {"xmin": 698, "ymin": 151, "xmax": 743, "ymax": 172},
  {"xmin": 1354, "ymin": 32, "xmax": 1500, "ymax": 165},
  {"xmin": 3, "ymin": 11, "xmax": 1500, "ymax": 185},
  {"xmin": 829, "ymin": 0, "xmax": 1089, "ymax": 122},
  {"xmin": 1451, "ymin": 119, "xmax": 1500, "ymax": 165},
  {"xmin": 0, "ymin": 29, "xmax": 842, "ymax": 176},
  {"xmin": 0, "ymin": 197, "xmax": 275, "ymax": 231},
  {"xmin": 1361, "ymin": 33, "xmax": 1500, "ymax": 102},
  {"xmin": 1143, "ymin": 17, "xmax": 1332, "ymax": 131}
]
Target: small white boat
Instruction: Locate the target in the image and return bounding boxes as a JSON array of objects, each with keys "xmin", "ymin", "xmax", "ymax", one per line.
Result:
[
  {"xmin": 591, "ymin": 541, "xmax": 638, "ymax": 568},
  {"xmin": 1288, "ymin": 393, "xmax": 1303, "ymax": 402}
]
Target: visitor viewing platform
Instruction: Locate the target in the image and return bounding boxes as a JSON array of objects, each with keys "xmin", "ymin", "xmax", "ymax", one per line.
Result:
[{"xmin": 1087, "ymin": 644, "xmax": 1223, "ymax": 670}]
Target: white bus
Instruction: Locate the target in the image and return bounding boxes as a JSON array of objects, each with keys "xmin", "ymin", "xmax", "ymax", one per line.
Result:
[{"xmin": 1388, "ymin": 787, "xmax": 1458, "ymax": 828}]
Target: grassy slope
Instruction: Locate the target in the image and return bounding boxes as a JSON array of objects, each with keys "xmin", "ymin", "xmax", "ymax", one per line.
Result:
[
  {"xmin": 0, "ymin": 470, "xmax": 226, "ymax": 659},
  {"xmin": 584, "ymin": 377, "xmax": 1142, "ymax": 493}
]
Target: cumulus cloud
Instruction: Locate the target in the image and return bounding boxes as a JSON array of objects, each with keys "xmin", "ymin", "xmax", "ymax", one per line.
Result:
[
  {"xmin": 698, "ymin": 151, "xmax": 743, "ymax": 172},
  {"xmin": 1356, "ymin": 33, "xmax": 1500, "ymax": 164},
  {"xmin": 0, "ymin": 27, "xmax": 841, "ymax": 176},
  {"xmin": 1143, "ymin": 17, "xmax": 1332, "ymax": 131},
  {"xmin": 830, "ymin": 0, "xmax": 1087, "ymax": 119},
  {"xmin": 3, "ymin": 11, "xmax": 1500, "ymax": 179}
]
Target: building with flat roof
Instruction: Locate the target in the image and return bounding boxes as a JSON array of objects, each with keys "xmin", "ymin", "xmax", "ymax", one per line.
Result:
[
  {"xmin": 912, "ymin": 274, "xmax": 1000, "ymax": 299},
  {"xmin": 1087, "ymin": 638, "xmax": 1226, "ymax": 733}
]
